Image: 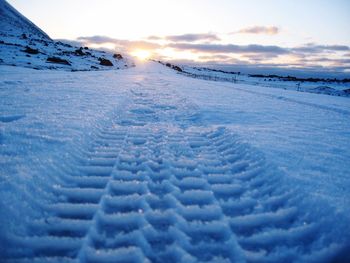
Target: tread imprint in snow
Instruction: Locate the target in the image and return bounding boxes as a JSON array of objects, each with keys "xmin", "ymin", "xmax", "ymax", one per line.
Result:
[{"xmin": 2, "ymin": 83, "xmax": 344, "ymax": 263}]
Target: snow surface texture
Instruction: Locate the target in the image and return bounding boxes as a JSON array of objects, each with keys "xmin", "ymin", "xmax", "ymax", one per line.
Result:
[
  {"xmin": 0, "ymin": 0, "xmax": 133, "ymax": 71},
  {"xmin": 180, "ymin": 66, "xmax": 350, "ymax": 98},
  {"xmin": 1, "ymin": 62, "xmax": 350, "ymax": 262}
]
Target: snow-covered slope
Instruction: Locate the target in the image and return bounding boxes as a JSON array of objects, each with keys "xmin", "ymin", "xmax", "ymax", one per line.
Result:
[
  {"xmin": 177, "ymin": 64, "xmax": 350, "ymax": 97},
  {"xmin": 0, "ymin": 0, "xmax": 50, "ymax": 40},
  {"xmin": 1, "ymin": 62, "xmax": 349, "ymax": 262},
  {"xmin": 0, "ymin": 0, "xmax": 133, "ymax": 71}
]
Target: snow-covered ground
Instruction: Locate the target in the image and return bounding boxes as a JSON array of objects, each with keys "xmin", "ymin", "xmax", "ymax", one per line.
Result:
[
  {"xmin": 0, "ymin": 33, "xmax": 133, "ymax": 71},
  {"xmin": 0, "ymin": 0, "xmax": 132, "ymax": 71},
  {"xmin": 1, "ymin": 62, "xmax": 349, "ymax": 262},
  {"xmin": 180, "ymin": 66, "xmax": 350, "ymax": 97}
]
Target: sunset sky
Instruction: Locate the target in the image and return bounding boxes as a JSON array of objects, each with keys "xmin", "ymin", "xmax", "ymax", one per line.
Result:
[{"xmin": 8, "ymin": 0, "xmax": 350, "ymax": 73}]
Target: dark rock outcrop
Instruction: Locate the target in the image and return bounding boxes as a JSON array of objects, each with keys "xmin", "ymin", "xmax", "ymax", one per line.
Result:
[
  {"xmin": 113, "ymin": 53, "xmax": 123, "ymax": 60},
  {"xmin": 74, "ymin": 47, "xmax": 85, "ymax": 56},
  {"xmin": 98, "ymin": 57, "xmax": 113, "ymax": 66},
  {"xmin": 164, "ymin": 62, "xmax": 182, "ymax": 72},
  {"xmin": 23, "ymin": 46, "xmax": 39, "ymax": 54},
  {"xmin": 46, "ymin": 56, "xmax": 71, "ymax": 65},
  {"xmin": 172, "ymin": 65, "xmax": 183, "ymax": 72}
]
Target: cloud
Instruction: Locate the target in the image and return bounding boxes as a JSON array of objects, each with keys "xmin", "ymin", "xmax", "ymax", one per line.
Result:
[
  {"xmin": 197, "ymin": 54, "xmax": 241, "ymax": 64},
  {"xmin": 242, "ymin": 54, "xmax": 272, "ymax": 62},
  {"xmin": 297, "ymin": 57, "xmax": 350, "ymax": 66},
  {"xmin": 145, "ymin": 33, "xmax": 220, "ymax": 42},
  {"xmin": 76, "ymin": 35, "xmax": 349, "ymax": 59},
  {"xmin": 77, "ymin": 36, "xmax": 115, "ymax": 44},
  {"xmin": 77, "ymin": 36, "xmax": 161, "ymax": 50},
  {"xmin": 236, "ymin": 26, "xmax": 280, "ymax": 35},
  {"xmin": 147, "ymin": 35, "xmax": 162, "ymax": 41},
  {"xmin": 71, "ymin": 34, "xmax": 350, "ymax": 74},
  {"xmin": 292, "ymin": 44, "xmax": 350, "ymax": 53},
  {"xmin": 165, "ymin": 33, "xmax": 220, "ymax": 42},
  {"xmin": 198, "ymin": 54, "xmax": 233, "ymax": 60},
  {"xmin": 168, "ymin": 43, "xmax": 289, "ymax": 55}
]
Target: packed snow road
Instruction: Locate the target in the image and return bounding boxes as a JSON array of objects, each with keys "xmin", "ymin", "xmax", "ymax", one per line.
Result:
[{"xmin": 0, "ymin": 62, "xmax": 349, "ymax": 262}]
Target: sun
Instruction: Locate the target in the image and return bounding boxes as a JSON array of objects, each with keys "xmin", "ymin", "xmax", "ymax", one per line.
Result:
[{"xmin": 131, "ymin": 49, "xmax": 151, "ymax": 60}]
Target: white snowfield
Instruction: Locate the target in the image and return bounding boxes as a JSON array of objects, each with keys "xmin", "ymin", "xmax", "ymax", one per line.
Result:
[
  {"xmin": 0, "ymin": 62, "xmax": 350, "ymax": 262},
  {"xmin": 180, "ymin": 66, "xmax": 350, "ymax": 97}
]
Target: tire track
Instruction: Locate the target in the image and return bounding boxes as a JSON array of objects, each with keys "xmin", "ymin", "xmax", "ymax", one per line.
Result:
[{"xmin": 2, "ymin": 78, "xmax": 346, "ymax": 263}]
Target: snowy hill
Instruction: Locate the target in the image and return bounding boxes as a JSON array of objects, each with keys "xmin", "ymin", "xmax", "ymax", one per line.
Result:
[
  {"xmin": 158, "ymin": 62, "xmax": 350, "ymax": 97},
  {"xmin": 0, "ymin": 0, "xmax": 132, "ymax": 71},
  {"xmin": 0, "ymin": 0, "xmax": 50, "ymax": 39}
]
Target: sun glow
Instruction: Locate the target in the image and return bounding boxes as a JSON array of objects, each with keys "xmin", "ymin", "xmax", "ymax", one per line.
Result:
[{"xmin": 132, "ymin": 49, "xmax": 151, "ymax": 60}]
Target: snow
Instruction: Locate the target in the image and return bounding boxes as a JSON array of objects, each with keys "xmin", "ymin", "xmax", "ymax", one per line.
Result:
[
  {"xmin": 1, "ymin": 62, "xmax": 350, "ymax": 262},
  {"xmin": 0, "ymin": 0, "xmax": 133, "ymax": 71},
  {"xmin": 0, "ymin": 32, "xmax": 133, "ymax": 71},
  {"xmin": 171, "ymin": 75, "xmax": 350, "ymax": 206},
  {"xmin": 181, "ymin": 65, "xmax": 350, "ymax": 97},
  {"xmin": 0, "ymin": 0, "xmax": 50, "ymax": 39}
]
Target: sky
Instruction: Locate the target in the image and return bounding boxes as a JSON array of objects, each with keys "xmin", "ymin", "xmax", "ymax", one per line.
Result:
[{"xmin": 8, "ymin": 0, "xmax": 350, "ymax": 75}]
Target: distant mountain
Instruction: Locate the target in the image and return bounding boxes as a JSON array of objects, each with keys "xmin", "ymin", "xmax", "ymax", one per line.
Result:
[
  {"xmin": 0, "ymin": 0, "xmax": 50, "ymax": 40},
  {"xmin": 0, "ymin": 0, "xmax": 133, "ymax": 71}
]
